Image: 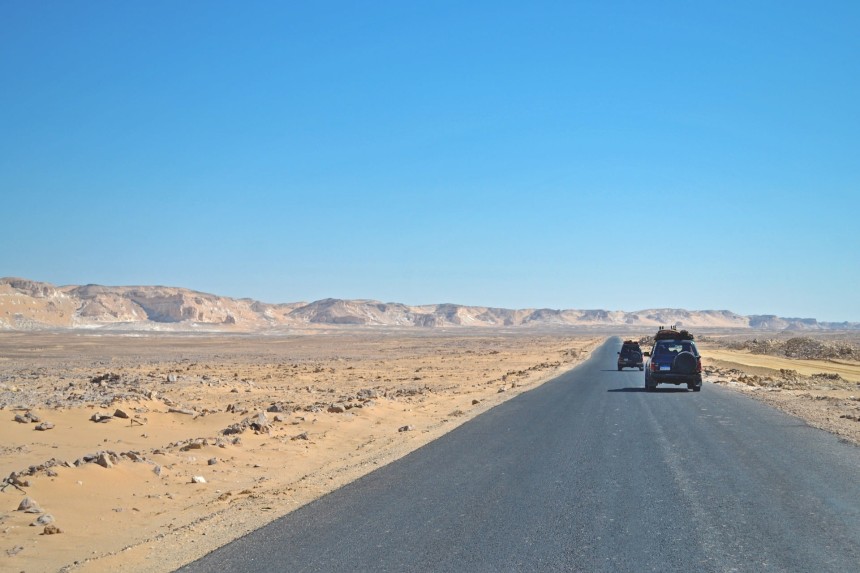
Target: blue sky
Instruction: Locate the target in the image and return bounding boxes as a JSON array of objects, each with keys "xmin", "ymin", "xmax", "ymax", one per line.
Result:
[{"xmin": 2, "ymin": 1, "xmax": 858, "ymax": 322}]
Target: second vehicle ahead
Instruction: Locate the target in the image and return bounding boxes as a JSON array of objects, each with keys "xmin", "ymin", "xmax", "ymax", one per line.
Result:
[{"xmin": 617, "ymin": 340, "xmax": 644, "ymax": 371}]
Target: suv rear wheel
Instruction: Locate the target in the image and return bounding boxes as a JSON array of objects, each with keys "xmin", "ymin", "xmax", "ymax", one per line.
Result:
[{"xmin": 672, "ymin": 351, "xmax": 698, "ymax": 375}]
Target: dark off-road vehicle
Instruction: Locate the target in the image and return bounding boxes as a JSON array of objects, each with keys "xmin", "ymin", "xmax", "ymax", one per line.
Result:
[
  {"xmin": 644, "ymin": 327, "xmax": 702, "ymax": 391},
  {"xmin": 617, "ymin": 340, "xmax": 644, "ymax": 371}
]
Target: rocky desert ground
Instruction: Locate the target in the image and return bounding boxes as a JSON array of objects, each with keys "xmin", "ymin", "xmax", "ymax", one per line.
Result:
[
  {"xmin": 3, "ymin": 329, "xmax": 860, "ymax": 573},
  {"xmin": 0, "ymin": 330, "xmax": 600, "ymax": 573},
  {"xmin": 695, "ymin": 333, "xmax": 860, "ymax": 445}
]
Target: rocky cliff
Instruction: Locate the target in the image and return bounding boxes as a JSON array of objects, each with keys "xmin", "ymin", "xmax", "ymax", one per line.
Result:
[{"xmin": 1, "ymin": 277, "xmax": 856, "ymax": 332}]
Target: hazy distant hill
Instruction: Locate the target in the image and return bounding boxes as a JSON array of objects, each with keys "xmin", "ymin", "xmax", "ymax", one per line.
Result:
[{"xmin": 1, "ymin": 277, "xmax": 856, "ymax": 332}]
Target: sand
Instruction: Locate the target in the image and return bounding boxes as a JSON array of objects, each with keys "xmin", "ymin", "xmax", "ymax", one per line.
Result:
[
  {"xmin": 0, "ymin": 331, "xmax": 600, "ymax": 572},
  {"xmin": 698, "ymin": 342, "xmax": 860, "ymax": 445},
  {"xmin": 5, "ymin": 331, "xmax": 860, "ymax": 573}
]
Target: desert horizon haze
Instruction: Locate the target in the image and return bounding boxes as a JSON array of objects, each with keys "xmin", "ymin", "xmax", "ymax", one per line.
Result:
[{"xmin": 2, "ymin": 277, "xmax": 857, "ymax": 332}]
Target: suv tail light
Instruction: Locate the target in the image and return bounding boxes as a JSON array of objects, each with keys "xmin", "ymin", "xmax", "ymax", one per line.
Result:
[
  {"xmin": 650, "ymin": 361, "xmax": 659, "ymax": 372},
  {"xmin": 696, "ymin": 357, "xmax": 702, "ymax": 373}
]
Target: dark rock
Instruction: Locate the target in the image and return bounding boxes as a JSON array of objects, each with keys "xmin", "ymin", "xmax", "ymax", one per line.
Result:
[
  {"xmin": 398, "ymin": 425, "xmax": 414, "ymax": 432},
  {"xmin": 34, "ymin": 422, "xmax": 55, "ymax": 431},
  {"xmin": 328, "ymin": 403, "xmax": 346, "ymax": 414},
  {"xmin": 113, "ymin": 409, "xmax": 130, "ymax": 419}
]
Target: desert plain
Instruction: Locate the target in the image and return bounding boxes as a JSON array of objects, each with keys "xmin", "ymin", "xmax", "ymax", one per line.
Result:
[{"xmin": 2, "ymin": 329, "xmax": 860, "ymax": 573}]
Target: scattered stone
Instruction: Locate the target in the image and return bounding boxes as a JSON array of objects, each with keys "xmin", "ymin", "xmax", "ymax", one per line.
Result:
[
  {"xmin": 222, "ymin": 423, "xmax": 245, "ymax": 435},
  {"xmin": 90, "ymin": 412, "xmax": 112, "ymax": 423},
  {"xmin": 91, "ymin": 373, "xmax": 120, "ymax": 385},
  {"xmin": 472, "ymin": 399, "xmax": 480, "ymax": 405},
  {"xmin": 31, "ymin": 514, "xmax": 54, "ymax": 526},
  {"xmin": 42, "ymin": 524, "xmax": 62, "ymax": 535},
  {"xmin": 6, "ymin": 545, "xmax": 24, "ymax": 556},
  {"xmin": 498, "ymin": 387, "xmax": 507, "ymax": 393},
  {"xmin": 191, "ymin": 476, "xmax": 207, "ymax": 484},
  {"xmin": 247, "ymin": 412, "xmax": 270, "ymax": 433},
  {"xmin": 208, "ymin": 458, "xmax": 218, "ymax": 465},
  {"xmin": 168, "ymin": 407, "xmax": 196, "ymax": 415},
  {"xmin": 328, "ymin": 403, "xmax": 346, "ymax": 414},
  {"xmin": 95, "ymin": 452, "xmax": 114, "ymax": 468},
  {"xmin": 34, "ymin": 422, "xmax": 55, "ymax": 431},
  {"xmin": 167, "ymin": 373, "xmax": 178, "ymax": 383},
  {"xmin": 291, "ymin": 432, "xmax": 309, "ymax": 441},
  {"xmin": 398, "ymin": 425, "xmax": 414, "ymax": 432},
  {"xmin": 17, "ymin": 497, "xmax": 41, "ymax": 512},
  {"xmin": 153, "ymin": 465, "xmax": 164, "ymax": 477},
  {"xmin": 113, "ymin": 409, "xmax": 130, "ymax": 419},
  {"xmin": 9, "ymin": 474, "xmax": 32, "ymax": 488},
  {"xmin": 13, "ymin": 411, "xmax": 41, "ymax": 423}
]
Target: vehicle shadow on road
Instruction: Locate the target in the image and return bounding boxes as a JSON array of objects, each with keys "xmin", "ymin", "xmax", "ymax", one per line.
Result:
[
  {"xmin": 607, "ymin": 387, "xmax": 690, "ymax": 393},
  {"xmin": 599, "ymin": 369, "xmax": 644, "ymax": 372}
]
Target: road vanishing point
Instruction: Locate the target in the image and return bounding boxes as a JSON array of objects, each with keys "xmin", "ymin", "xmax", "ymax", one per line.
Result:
[{"xmin": 179, "ymin": 338, "xmax": 860, "ymax": 572}]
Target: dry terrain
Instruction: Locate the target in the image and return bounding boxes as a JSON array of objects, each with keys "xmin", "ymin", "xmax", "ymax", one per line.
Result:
[
  {"xmin": 0, "ymin": 331, "xmax": 599, "ymax": 573},
  {"xmin": 4, "ymin": 330, "xmax": 860, "ymax": 573},
  {"xmin": 696, "ymin": 334, "xmax": 860, "ymax": 445}
]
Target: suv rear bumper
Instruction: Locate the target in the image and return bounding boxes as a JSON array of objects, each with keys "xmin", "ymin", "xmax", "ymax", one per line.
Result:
[{"xmin": 650, "ymin": 372, "xmax": 702, "ymax": 385}]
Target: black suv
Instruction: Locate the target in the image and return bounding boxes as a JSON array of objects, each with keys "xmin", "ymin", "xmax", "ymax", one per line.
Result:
[
  {"xmin": 617, "ymin": 340, "xmax": 644, "ymax": 371},
  {"xmin": 643, "ymin": 328, "xmax": 702, "ymax": 391}
]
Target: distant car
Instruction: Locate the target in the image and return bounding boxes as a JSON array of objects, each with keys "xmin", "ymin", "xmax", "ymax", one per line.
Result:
[
  {"xmin": 644, "ymin": 328, "xmax": 702, "ymax": 391},
  {"xmin": 617, "ymin": 340, "xmax": 644, "ymax": 371}
]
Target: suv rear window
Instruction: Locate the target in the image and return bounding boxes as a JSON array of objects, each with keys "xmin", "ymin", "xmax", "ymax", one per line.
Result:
[{"xmin": 654, "ymin": 341, "xmax": 698, "ymax": 355}]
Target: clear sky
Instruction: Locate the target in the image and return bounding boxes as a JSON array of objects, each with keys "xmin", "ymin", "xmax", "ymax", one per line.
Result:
[{"xmin": 2, "ymin": 1, "xmax": 858, "ymax": 322}]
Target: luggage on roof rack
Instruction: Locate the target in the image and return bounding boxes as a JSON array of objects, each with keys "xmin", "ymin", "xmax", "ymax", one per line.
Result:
[{"xmin": 654, "ymin": 328, "xmax": 694, "ymax": 341}]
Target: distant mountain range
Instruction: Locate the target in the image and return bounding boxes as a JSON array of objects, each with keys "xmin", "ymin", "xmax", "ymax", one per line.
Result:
[{"xmin": 1, "ymin": 277, "xmax": 857, "ymax": 332}]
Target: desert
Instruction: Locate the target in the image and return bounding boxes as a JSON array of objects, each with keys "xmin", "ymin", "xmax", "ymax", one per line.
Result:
[
  {"xmin": 3, "ymin": 329, "xmax": 860, "ymax": 572},
  {"xmin": 3, "ymin": 279, "xmax": 860, "ymax": 571},
  {"xmin": 1, "ymin": 330, "xmax": 600, "ymax": 572}
]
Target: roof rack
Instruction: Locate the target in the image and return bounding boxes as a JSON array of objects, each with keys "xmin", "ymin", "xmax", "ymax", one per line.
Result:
[{"xmin": 654, "ymin": 326, "xmax": 694, "ymax": 341}]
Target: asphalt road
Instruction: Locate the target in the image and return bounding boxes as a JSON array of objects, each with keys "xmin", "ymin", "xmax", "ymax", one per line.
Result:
[{"xmin": 179, "ymin": 338, "xmax": 860, "ymax": 572}]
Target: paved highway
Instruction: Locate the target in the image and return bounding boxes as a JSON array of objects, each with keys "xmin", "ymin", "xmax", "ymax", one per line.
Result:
[{"xmin": 179, "ymin": 338, "xmax": 860, "ymax": 572}]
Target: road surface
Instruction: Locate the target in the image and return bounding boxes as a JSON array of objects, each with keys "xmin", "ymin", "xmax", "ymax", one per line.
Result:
[{"xmin": 179, "ymin": 338, "xmax": 860, "ymax": 572}]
